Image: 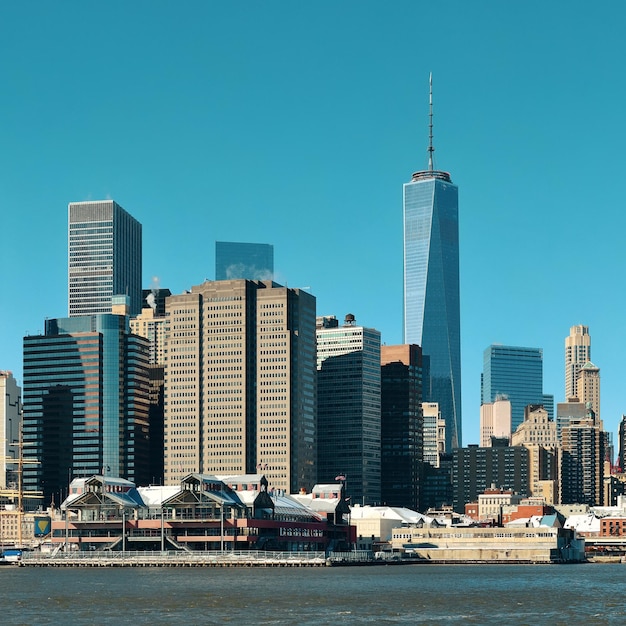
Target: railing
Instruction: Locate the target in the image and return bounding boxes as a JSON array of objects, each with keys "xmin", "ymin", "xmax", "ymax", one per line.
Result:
[{"xmin": 21, "ymin": 549, "xmax": 329, "ymax": 563}]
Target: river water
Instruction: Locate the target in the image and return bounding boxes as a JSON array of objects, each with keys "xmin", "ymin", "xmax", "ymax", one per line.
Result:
[{"xmin": 0, "ymin": 563, "xmax": 623, "ymax": 624}]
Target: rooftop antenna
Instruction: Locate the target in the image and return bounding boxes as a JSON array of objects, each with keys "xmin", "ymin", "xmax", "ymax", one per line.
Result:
[{"xmin": 428, "ymin": 72, "xmax": 434, "ymax": 171}]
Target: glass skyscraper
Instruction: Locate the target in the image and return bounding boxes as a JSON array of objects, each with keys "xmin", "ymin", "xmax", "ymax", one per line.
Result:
[
  {"xmin": 403, "ymin": 170, "xmax": 461, "ymax": 450},
  {"xmin": 215, "ymin": 241, "xmax": 274, "ymax": 281},
  {"xmin": 68, "ymin": 200, "xmax": 142, "ymax": 317},
  {"xmin": 316, "ymin": 314, "xmax": 381, "ymax": 505},
  {"xmin": 22, "ymin": 314, "xmax": 150, "ymax": 503},
  {"xmin": 481, "ymin": 345, "xmax": 553, "ymax": 433}
]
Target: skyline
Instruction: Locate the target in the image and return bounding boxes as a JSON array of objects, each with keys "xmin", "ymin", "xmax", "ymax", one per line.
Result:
[{"xmin": 2, "ymin": 3, "xmax": 626, "ymax": 445}]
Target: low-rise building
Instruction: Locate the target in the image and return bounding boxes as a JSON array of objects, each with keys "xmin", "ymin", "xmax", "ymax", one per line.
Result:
[
  {"xmin": 52, "ymin": 474, "xmax": 353, "ymax": 553},
  {"xmin": 391, "ymin": 525, "xmax": 584, "ymax": 563}
]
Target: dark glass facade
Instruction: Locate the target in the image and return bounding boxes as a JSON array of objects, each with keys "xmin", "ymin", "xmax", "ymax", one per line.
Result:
[
  {"xmin": 215, "ymin": 241, "xmax": 274, "ymax": 281},
  {"xmin": 22, "ymin": 314, "xmax": 150, "ymax": 504},
  {"xmin": 403, "ymin": 173, "xmax": 461, "ymax": 451},
  {"xmin": 482, "ymin": 345, "xmax": 552, "ymax": 433},
  {"xmin": 317, "ymin": 322, "xmax": 381, "ymax": 505},
  {"xmin": 380, "ymin": 345, "xmax": 423, "ymax": 511}
]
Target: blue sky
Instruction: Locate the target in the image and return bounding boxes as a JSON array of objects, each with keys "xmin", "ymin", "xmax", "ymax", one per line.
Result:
[{"xmin": 1, "ymin": 2, "xmax": 625, "ymax": 446}]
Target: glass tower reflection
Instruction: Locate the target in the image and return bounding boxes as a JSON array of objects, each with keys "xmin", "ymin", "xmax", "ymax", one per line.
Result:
[{"xmin": 403, "ymin": 170, "xmax": 461, "ymax": 450}]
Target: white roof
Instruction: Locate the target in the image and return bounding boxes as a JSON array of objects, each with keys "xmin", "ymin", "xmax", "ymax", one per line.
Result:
[
  {"xmin": 137, "ymin": 485, "xmax": 180, "ymax": 506},
  {"xmin": 349, "ymin": 505, "xmax": 433, "ymax": 525},
  {"xmin": 564, "ymin": 513, "xmax": 601, "ymax": 533}
]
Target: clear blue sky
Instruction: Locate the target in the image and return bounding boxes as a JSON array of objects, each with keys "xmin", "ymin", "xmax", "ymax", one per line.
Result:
[{"xmin": 1, "ymin": 2, "xmax": 625, "ymax": 447}]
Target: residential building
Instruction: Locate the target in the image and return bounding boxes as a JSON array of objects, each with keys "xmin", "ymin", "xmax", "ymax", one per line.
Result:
[
  {"xmin": 0, "ymin": 371, "xmax": 20, "ymax": 490},
  {"xmin": 22, "ymin": 313, "xmax": 150, "ymax": 504},
  {"xmin": 403, "ymin": 76, "xmax": 461, "ymax": 451},
  {"xmin": 481, "ymin": 345, "xmax": 553, "ymax": 432},
  {"xmin": 422, "ymin": 402, "xmax": 446, "ymax": 467},
  {"xmin": 480, "ymin": 396, "xmax": 512, "ymax": 446},
  {"xmin": 576, "ymin": 362, "xmax": 601, "ymax": 423},
  {"xmin": 452, "ymin": 443, "xmax": 530, "ymax": 513},
  {"xmin": 380, "ymin": 344, "xmax": 423, "ymax": 511},
  {"xmin": 215, "ymin": 241, "xmax": 274, "ymax": 281},
  {"xmin": 565, "ymin": 325, "xmax": 591, "ymax": 400},
  {"xmin": 477, "ymin": 485, "xmax": 523, "ymax": 523},
  {"xmin": 68, "ymin": 200, "xmax": 142, "ymax": 317},
  {"xmin": 163, "ymin": 280, "xmax": 316, "ymax": 494},
  {"xmin": 511, "ymin": 405, "xmax": 559, "ymax": 502},
  {"xmin": 317, "ymin": 314, "xmax": 381, "ymax": 505},
  {"xmin": 560, "ymin": 406, "xmax": 604, "ymax": 506},
  {"xmin": 556, "ymin": 398, "xmax": 587, "ymax": 441}
]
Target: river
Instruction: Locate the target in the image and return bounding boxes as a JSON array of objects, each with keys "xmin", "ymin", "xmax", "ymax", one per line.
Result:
[{"xmin": 0, "ymin": 562, "xmax": 622, "ymax": 624}]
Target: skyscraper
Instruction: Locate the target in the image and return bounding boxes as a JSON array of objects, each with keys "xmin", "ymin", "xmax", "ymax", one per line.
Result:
[
  {"xmin": 403, "ymin": 75, "xmax": 461, "ymax": 451},
  {"xmin": 380, "ymin": 344, "xmax": 423, "ymax": 511},
  {"xmin": 163, "ymin": 280, "xmax": 316, "ymax": 493},
  {"xmin": 0, "ymin": 371, "xmax": 20, "ymax": 490},
  {"xmin": 215, "ymin": 241, "xmax": 274, "ymax": 281},
  {"xmin": 317, "ymin": 314, "xmax": 381, "ymax": 505},
  {"xmin": 22, "ymin": 313, "xmax": 150, "ymax": 503},
  {"xmin": 68, "ymin": 200, "xmax": 142, "ymax": 317},
  {"xmin": 565, "ymin": 325, "xmax": 591, "ymax": 400},
  {"xmin": 481, "ymin": 345, "xmax": 553, "ymax": 433},
  {"xmin": 560, "ymin": 406, "xmax": 604, "ymax": 506}
]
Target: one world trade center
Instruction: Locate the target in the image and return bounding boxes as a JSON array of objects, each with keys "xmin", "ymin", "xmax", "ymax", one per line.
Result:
[{"xmin": 403, "ymin": 75, "xmax": 461, "ymax": 450}]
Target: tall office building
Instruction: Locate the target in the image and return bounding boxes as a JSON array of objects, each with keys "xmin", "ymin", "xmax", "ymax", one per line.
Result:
[
  {"xmin": 215, "ymin": 242, "xmax": 274, "ymax": 281},
  {"xmin": 317, "ymin": 315, "xmax": 381, "ymax": 505},
  {"xmin": 163, "ymin": 280, "xmax": 316, "ymax": 493},
  {"xmin": 403, "ymin": 75, "xmax": 461, "ymax": 451},
  {"xmin": 481, "ymin": 345, "xmax": 553, "ymax": 433},
  {"xmin": 565, "ymin": 325, "xmax": 591, "ymax": 400},
  {"xmin": 68, "ymin": 200, "xmax": 142, "ymax": 317},
  {"xmin": 380, "ymin": 344, "xmax": 423, "ymax": 511},
  {"xmin": 0, "ymin": 371, "xmax": 21, "ymax": 490},
  {"xmin": 23, "ymin": 314, "xmax": 150, "ymax": 504}
]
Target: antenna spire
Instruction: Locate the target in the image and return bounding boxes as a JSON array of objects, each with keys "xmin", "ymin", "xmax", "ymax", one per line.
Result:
[{"xmin": 428, "ymin": 72, "xmax": 434, "ymax": 171}]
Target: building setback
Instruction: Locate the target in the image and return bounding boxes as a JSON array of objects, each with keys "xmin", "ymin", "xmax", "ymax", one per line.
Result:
[
  {"xmin": 22, "ymin": 314, "xmax": 150, "ymax": 504},
  {"xmin": 380, "ymin": 345, "xmax": 423, "ymax": 511},
  {"xmin": 402, "ymin": 76, "xmax": 461, "ymax": 451},
  {"xmin": 316, "ymin": 315, "xmax": 381, "ymax": 506},
  {"xmin": 163, "ymin": 280, "xmax": 316, "ymax": 494},
  {"xmin": 68, "ymin": 200, "xmax": 142, "ymax": 317}
]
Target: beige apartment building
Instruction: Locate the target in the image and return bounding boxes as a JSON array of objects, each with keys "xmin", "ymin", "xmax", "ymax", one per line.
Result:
[
  {"xmin": 511, "ymin": 405, "xmax": 559, "ymax": 503},
  {"xmin": 576, "ymin": 362, "xmax": 601, "ymax": 423},
  {"xmin": 163, "ymin": 280, "xmax": 317, "ymax": 494}
]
